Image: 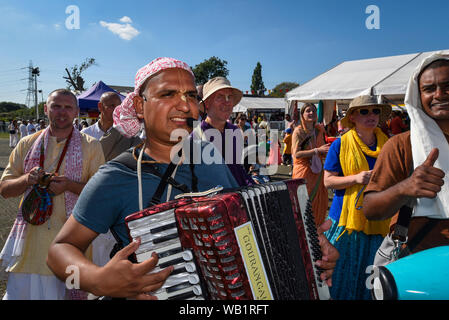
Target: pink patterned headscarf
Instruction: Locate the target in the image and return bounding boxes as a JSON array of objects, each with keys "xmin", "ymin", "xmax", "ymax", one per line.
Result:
[{"xmin": 113, "ymin": 57, "xmax": 195, "ymax": 138}]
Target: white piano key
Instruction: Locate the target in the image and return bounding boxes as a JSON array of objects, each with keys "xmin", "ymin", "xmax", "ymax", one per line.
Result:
[
  {"xmin": 136, "ymin": 238, "xmax": 181, "ymax": 256},
  {"xmin": 138, "ymin": 228, "xmax": 179, "ymax": 244},
  {"xmin": 136, "ymin": 240, "xmax": 182, "ymax": 262},
  {"xmin": 127, "ymin": 209, "xmax": 175, "ymax": 230},
  {"xmin": 151, "ymin": 261, "xmax": 196, "ymax": 274},
  {"xmin": 153, "ymin": 284, "xmax": 202, "ymax": 300},
  {"xmin": 162, "ymin": 272, "xmax": 200, "ymax": 288},
  {"xmin": 130, "ymin": 217, "xmax": 177, "ymax": 238}
]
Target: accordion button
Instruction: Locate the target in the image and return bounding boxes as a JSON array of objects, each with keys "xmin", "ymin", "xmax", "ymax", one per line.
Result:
[
  {"xmin": 188, "ymin": 274, "xmax": 200, "ymax": 284},
  {"xmin": 185, "ymin": 262, "xmax": 196, "ymax": 273},
  {"xmin": 182, "ymin": 250, "xmax": 194, "ymax": 261},
  {"xmin": 193, "ymin": 285, "xmax": 202, "ymax": 296}
]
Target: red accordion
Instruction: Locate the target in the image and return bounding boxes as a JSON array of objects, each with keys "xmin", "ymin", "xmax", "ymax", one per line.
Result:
[{"xmin": 125, "ymin": 179, "xmax": 330, "ymax": 300}]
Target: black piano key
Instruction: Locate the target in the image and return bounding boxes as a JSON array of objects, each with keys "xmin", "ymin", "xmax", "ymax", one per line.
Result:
[
  {"xmin": 150, "ymin": 222, "xmax": 177, "ymax": 234},
  {"xmin": 153, "ymin": 233, "xmax": 179, "ymax": 244},
  {"xmin": 167, "ymin": 290, "xmax": 197, "ymax": 300},
  {"xmin": 158, "ymin": 246, "xmax": 183, "ymax": 259},
  {"xmin": 170, "ymin": 266, "xmax": 187, "ymax": 275},
  {"xmin": 166, "ymin": 281, "xmax": 191, "ymax": 293},
  {"xmin": 159, "ymin": 256, "xmax": 184, "ymax": 268}
]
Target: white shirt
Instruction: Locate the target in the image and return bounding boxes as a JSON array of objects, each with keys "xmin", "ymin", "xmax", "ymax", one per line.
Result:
[
  {"xmin": 81, "ymin": 122, "xmax": 106, "ymax": 140},
  {"xmin": 19, "ymin": 124, "xmax": 28, "ymax": 138},
  {"xmin": 27, "ymin": 123, "xmax": 36, "ymax": 134}
]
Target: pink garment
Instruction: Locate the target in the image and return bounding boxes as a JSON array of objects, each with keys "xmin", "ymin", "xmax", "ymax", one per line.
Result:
[
  {"xmin": 267, "ymin": 141, "xmax": 282, "ymax": 165},
  {"xmin": 113, "ymin": 57, "xmax": 195, "ymax": 138}
]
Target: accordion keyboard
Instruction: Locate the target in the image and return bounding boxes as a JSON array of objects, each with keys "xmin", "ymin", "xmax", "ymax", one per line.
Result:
[
  {"xmin": 292, "ymin": 182, "xmax": 331, "ymax": 300},
  {"xmin": 127, "ymin": 208, "xmax": 206, "ymax": 300},
  {"xmin": 125, "ymin": 179, "xmax": 331, "ymax": 300}
]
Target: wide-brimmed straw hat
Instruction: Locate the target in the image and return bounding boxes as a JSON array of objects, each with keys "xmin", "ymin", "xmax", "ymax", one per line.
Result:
[
  {"xmin": 340, "ymin": 95, "xmax": 392, "ymax": 128},
  {"xmin": 202, "ymin": 77, "xmax": 243, "ymax": 107}
]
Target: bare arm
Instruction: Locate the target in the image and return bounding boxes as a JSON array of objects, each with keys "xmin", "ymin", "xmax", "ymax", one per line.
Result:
[
  {"xmin": 0, "ymin": 166, "xmax": 43, "ymax": 198},
  {"xmin": 291, "ymin": 129, "xmax": 330, "ymax": 159},
  {"xmin": 323, "ymin": 170, "xmax": 372, "ymax": 190},
  {"xmin": 364, "ymin": 148, "xmax": 444, "ymax": 220},
  {"xmin": 47, "ymin": 215, "xmax": 173, "ymax": 299}
]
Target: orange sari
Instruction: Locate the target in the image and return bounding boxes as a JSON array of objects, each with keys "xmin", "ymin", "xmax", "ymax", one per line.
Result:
[{"xmin": 292, "ymin": 124, "xmax": 328, "ymax": 226}]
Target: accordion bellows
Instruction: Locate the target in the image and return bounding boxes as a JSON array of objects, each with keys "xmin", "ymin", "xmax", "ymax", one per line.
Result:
[{"xmin": 125, "ymin": 179, "xmax": 330, "ymax": 300}]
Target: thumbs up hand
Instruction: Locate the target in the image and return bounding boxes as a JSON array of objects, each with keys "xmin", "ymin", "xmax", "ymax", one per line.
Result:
[{"xmin": 406, "ymin": 148, "xmax": 445, "ymax": 199}]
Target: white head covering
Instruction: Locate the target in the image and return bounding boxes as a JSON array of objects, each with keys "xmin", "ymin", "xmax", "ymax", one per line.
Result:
[{"xmin": 404, "ymin": 52, "xmax": 449, "ymax": 219}]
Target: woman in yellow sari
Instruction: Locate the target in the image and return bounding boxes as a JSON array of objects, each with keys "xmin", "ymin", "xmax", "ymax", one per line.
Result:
[
  {"xmin": 323, "ymin": 95, "xmax": 391, "ymax": 300},
  {"xmin": 292, "ymin": 103, "xmax": 331, "ymax": 226}
]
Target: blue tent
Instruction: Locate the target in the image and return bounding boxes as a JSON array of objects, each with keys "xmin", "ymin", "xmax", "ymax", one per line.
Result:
[{"xmin": 77, "ymin": 81, "xmax": 126, "ymax": 112}]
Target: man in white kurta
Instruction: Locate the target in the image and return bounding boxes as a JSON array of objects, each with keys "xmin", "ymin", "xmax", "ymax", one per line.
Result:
[{"xmin": 0, "ymin": 89, "xmax": 105, "ymax": 299}]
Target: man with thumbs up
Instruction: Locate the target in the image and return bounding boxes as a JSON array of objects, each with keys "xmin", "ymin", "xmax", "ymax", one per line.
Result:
[{"xmin": 363, "ymin": 54, "xmax": 449, "ymax": 254}]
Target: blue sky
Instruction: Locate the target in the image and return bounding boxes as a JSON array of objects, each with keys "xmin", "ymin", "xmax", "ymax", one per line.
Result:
[{"xmin": 1, "ymin": 0, "xmax": 448, "ymax": 105}]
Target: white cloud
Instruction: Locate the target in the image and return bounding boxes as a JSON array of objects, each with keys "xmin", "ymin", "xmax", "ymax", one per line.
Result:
[
  {"xmin": 119, "ymin": 16, "xmax": 132, "ymax": 24},
  {"xmin": 99, "ymin": 17, "xmax": 139, "ymax": 41}
]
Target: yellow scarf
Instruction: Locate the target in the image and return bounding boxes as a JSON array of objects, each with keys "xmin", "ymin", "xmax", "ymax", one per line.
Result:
[{"xmin": 338, "ymin": 128, "xmax": 391, "ymax": 237}]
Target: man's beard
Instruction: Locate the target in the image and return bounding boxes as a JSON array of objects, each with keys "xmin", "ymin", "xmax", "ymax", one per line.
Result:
[{"xmin": 50, "ymin": 119, "xmax": 73, "ymax": 130}]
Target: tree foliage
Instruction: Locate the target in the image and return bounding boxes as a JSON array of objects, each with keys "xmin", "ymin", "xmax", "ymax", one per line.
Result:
[
  {"xmin": 64, "ymin": 58, "xmax": 97, "ymax": 92},
  {"xmin": 0, "ymin": 102, "xmax": 26, "ymax": 113},
  {"xmin": 250, "ymin": 62, "xmax": 266, "ymax": 96},
  {"xmin": 192, "ymin": 56, "xmax": 229, "ymax": 85},
  {"xmin": 269, "ymin": 82, "xmax": 300, "ymax": 98},
  {"xmin": 0, "ymin": 102, "xmax": 45, "ymax": 121}
]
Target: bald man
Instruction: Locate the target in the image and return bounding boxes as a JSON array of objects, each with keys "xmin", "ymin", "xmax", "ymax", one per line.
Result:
[
  {"xmin": 82, "ymin": 92, "xmax": 121, "ymax": 139},
  {"xmin": 82, "ymin": 92, "xmax": 142, "ymax": 162}
]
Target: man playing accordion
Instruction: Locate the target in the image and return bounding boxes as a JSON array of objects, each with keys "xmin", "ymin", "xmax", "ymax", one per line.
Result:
[{"xmin": 47, "ymin": 57, "xmax": 339, "ymax": 299}]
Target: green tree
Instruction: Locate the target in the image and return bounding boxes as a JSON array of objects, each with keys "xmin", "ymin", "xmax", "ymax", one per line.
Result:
[
  {"xmin": 250, "ymin": 62, "xmax": 266, "ymax": 96},
  {"xmin": 64, "ymin": 58, "xmax": 97, "ymax": 92},
  {"xmin": 269, "ymin": 82, "xmax": 300, "ymax": 98},
  {"xmin": 0, "ymin": 102, "xmax": 26, "ymax": 113},
  {"xmin": 192, "ymin": 56, "xmax": 229, "ymax": 85},
  {"xmin": 0, "ymin": 102, "xmax": 45, "ymax": 121}
]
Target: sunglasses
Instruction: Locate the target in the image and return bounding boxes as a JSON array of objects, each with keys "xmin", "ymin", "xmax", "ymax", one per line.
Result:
[{"xmin": 358, "ymin": 108, "xmax": 381, "ymax": 116}]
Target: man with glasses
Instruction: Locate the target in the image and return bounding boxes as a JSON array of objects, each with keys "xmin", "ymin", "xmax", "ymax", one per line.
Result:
[
  {"xmin": 46, "ymin": 58, "xmax": 242, "ymax": 299},
  {"xmin": 47, "ymin": 58, "xmax": 340, "ymax": 299}
]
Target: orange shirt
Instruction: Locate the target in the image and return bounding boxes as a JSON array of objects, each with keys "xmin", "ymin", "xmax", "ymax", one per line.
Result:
[{"xmin": 283, "ymin": 133, "xmax": 292, "ymax": 155}]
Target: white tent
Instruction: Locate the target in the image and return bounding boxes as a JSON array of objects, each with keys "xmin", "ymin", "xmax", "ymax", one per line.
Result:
[
  {"xmin": 232, "ymin": 97, "xmax": 287, "ymax": 113},
  {"xmin": 285, "ymin": 49, "xmax": 449, "ymax": 124}
]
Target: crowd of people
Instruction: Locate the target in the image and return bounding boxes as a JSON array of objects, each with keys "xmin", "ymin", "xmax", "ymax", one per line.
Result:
[
  {"xmin": 7, "ymin": 119, "xmax": 46, "ymax": 148},
  {"xmin": 0, "ymin": 53, "xmax": 448, "ymax": 301}
]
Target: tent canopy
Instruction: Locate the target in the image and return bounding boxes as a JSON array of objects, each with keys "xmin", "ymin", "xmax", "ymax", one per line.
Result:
[
  {"xmin": 286, "ymin": 49, "xmax": 449, "ymax": 105},
  {"xmin": 232, "ymin": 97, "xmax": 287, "ymax": 113},
  {"xmin": 77, "ymin": 81, "xmax": 126, "ymax": 112}
]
